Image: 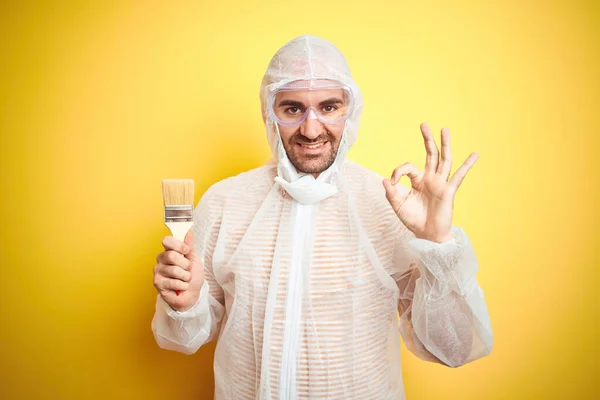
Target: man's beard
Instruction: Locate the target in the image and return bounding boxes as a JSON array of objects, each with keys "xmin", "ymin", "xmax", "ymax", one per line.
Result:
[{"xmin": 283, "ymin": 131, "xmax": 340, "ymax": 174}]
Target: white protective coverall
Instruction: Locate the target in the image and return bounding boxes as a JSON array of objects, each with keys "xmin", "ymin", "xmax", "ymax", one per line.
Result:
[{"xmin": 152, "ymin": 35, "xmax": 494, "ymax": 400}]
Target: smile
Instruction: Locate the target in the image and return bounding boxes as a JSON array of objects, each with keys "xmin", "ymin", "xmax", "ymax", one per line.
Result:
[{"xmin": 298, "ymin": 142, "xmax": 327, "ymax": 149}]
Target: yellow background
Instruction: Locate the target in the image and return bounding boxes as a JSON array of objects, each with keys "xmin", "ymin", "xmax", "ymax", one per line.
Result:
[{"xmin": 1, "ymin": 1, "xmax": 598, "ymax": 399}]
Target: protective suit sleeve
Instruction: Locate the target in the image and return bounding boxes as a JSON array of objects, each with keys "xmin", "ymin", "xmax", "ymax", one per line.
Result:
[
  {"xmin": 390, "ymin": 223, "xmax": 494, "ymax": 367},
  {"xmin": 151, "ymin": 278, "xmax": 225, "ymax": 354},
  {"xmin": 151, "ymin": 185, "xmax": 226, "ymax": 355}
]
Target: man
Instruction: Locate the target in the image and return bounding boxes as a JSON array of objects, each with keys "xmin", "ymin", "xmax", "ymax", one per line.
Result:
[{"xmin": 152, "ymin": 35, "xmax": 493, "ymax": 399}]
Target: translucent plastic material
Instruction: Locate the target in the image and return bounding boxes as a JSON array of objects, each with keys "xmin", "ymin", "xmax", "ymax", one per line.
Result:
[
  {"xmin": 268, "ymin": 84, "xmax": 354, "ymax": 126},
  {"xmin": 152, "ymin": 35, "xmax": 493, "ymax": 400}
]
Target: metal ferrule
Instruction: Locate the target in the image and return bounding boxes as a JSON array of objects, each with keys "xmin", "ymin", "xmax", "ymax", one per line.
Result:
[{"xmin": 164, "ymin": 204, "xmax": 194, "ymax": 223}]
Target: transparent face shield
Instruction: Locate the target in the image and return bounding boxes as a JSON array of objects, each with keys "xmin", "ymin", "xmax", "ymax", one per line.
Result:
[{"xmin": 268, "ymin": 80, "xmax": 354, "ymax": 127}]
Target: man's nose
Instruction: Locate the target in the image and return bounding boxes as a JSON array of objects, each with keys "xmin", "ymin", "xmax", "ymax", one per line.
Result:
[{"xmin": 301, "ymin": 110, "xmax": 324, "ymax": 139}]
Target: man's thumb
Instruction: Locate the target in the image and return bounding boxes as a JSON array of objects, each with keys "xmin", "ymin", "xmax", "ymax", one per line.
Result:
[
  {"xmin": 184, "ymin": 229, "xmax": 194, "ymax": 244},
  {"xmin": 183, "ymin": 230, "xmax": 200, "ymax": 261},
  {"xmin": 184, "ymin": 230, "xmax": 195, "ymax": 253},
  {"xmin": 383, "ymin": 178, "xmax": 407, "ymax": 210},
  {"xmin": 383, "ymin": 178, "xmax": 398, "ymax": 203}
]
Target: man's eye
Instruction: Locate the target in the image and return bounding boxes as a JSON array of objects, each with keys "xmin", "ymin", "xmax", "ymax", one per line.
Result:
[
  {"xmin": 285, "ymin": 107, "xmax": 303, "ymax": 115},
  {"xmin": 322, "ymin": 105, "xmax": 338, "ymax": 113}
]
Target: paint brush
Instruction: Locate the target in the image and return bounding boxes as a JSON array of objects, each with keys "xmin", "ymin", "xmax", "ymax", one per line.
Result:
[{"xmin": 161, "ymin": 179, "xmax": 195, "ymax": 296}]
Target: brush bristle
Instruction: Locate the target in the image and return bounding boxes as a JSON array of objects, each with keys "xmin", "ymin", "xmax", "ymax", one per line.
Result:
[{"xmin": 162, "ymin": 179, "xmax": 195, "ymax": 205}]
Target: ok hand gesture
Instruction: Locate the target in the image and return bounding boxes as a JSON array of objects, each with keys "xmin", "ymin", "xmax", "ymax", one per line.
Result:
[{"xmin": 383, "ymin": 123, "xmax": 479, "ymax": 243}]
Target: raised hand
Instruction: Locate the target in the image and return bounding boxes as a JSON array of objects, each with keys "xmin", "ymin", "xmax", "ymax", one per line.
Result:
[
  {"xmin": 382, "ymin": 123, "xmax": 478, "ymax": 243},
  {"xmin": 153, "ymin": 230, "xmax": 205, "ymax": 312}
]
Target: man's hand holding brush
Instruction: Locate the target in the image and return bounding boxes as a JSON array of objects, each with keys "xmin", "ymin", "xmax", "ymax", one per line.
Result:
[{"xmin": 153, "ymin": 230, "xmax": 205, "ymax": 312}]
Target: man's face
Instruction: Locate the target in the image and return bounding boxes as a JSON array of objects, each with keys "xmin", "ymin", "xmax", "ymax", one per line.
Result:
[{"xmin": 274, "ymin": 88, "xmax": 347, "ymax": 176}]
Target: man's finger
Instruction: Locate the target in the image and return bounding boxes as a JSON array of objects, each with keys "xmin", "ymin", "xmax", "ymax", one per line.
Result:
[
  {"xmin": 437, "ymin": 127, "xmax": 453, "ymax": 179},
  {"xmin": 420, "ymin": 122, "xmax": 439, "ymax": 174},
  {"xmin": 159, "ymin": 264, "xmax": 192, "ymax": 282},
  {"xmin": 449, "ymin": 152, "xmax": 479, "ymax": 189},
  {"xmin": 157, "ymin": 276, "xmax": 189, "ymax": 293},
  {"xmin": 162, "ymin": 235, "xmax": 189, "ymax": 255},
  {"xmin": 157, "ymin": 250, "xmax": 192, "ymax": 270},
  {"xmin": 390, "ymin": 162, "xmax": 421, "ymax": 187}
]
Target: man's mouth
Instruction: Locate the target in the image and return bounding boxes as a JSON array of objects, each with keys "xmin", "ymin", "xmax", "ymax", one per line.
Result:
[{"xmin": 297, "ymin": 141, "xmax": 327, "ymax": 149}]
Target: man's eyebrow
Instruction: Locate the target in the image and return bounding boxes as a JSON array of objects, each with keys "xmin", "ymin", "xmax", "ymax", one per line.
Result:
[
  {"xmin": 318, "ymin": 97, "xmax": 344, "ymax": 106},
  {"xmin": 277, "ymin": 99, "xmax": 305, "ymax": 107},
  {"xmin": 277, "ymin": 97, "xmax": 345, "ymax": 107}
]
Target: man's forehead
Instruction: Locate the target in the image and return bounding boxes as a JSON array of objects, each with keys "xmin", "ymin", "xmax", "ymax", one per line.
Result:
[
  {"xmin": 275, "ymin": 87, "xmax": 347, "ymax": 103},
  {"xmin": 280, "ymin": 78, "xmax": 343, "ymax": 90}
]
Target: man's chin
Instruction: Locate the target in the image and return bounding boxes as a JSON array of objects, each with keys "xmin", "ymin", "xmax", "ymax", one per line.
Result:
[{"xmin": 291, "ymin": 156, "xmax": 335, "ymax": 175}]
